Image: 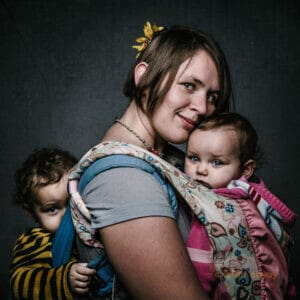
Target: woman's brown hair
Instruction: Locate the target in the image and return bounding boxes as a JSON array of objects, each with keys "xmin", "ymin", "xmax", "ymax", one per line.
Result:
[{"xmin": 124, "ymin": 25, "xmax": 232, "ymax": 115}]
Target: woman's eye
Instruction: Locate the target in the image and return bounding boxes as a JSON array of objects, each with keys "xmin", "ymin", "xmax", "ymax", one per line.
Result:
[
  {"xmin": 183, "ymin": 82, "xmax": 195, "ymax": 90},
  {"xmin": 207, "ymin": 93, "xmax": 219, "ymax": 105},
  {"xmin": 212, "ymin": 160, "xmax": 223, "ymax": 167}
]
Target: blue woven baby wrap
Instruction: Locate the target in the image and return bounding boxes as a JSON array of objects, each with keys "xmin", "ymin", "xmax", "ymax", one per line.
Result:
[{"xmin": 52, "ymin": 154, "xmax": 178, "ymax": 296}]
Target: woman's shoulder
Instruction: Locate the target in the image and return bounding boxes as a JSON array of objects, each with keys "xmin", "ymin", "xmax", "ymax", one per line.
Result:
[
  {"xmin": 82, "ymin": 167, "xmax": 176, "ymax": 229},
  {"xmin": 84, "ymin": 167, "xmax": 168, "ymax": 196}
]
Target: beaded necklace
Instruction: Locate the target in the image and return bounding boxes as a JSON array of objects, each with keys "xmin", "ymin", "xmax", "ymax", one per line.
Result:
[{"xmin": 115, "ymin": 118, "xmax": 162, "ymax": 156}]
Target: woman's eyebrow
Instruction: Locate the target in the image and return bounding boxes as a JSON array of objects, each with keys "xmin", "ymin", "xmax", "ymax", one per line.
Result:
[
  {"xmin": 209, "ymin": 89, "xmax": 221, "ymax": 94},
  {"xmin": 189, "ymin": 76, "xmax": 204, "ymax": 85},
  {"xmin": 179, "ymin": 75, "xmax": 204, "ymax": 86},
  {"xmin": 188, "ymin": 76, "xmax": 220, "ymax": 92}
]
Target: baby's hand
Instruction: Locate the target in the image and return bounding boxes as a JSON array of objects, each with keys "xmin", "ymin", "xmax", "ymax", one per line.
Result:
[{"xmin": 69, "ymin": 262, "xmax": 96, "ymax": 295}]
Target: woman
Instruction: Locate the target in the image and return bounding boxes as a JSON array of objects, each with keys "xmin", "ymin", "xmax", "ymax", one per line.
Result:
[{"xmin": 73, "ymin": 23, "xmax": 232, "ymax": 299}]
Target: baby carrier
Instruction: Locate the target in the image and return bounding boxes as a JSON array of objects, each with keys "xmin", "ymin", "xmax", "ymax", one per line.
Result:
[
  {"xmin": 53, "ymin": 141, "xmax": 295, "ymax": 299},
  {"xmin": 52, "ymin": 153, "xmax": 178, "ymax": 298}
]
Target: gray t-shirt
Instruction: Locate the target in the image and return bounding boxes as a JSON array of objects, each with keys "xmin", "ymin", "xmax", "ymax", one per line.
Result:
[
  {"xmin": 82, "ymin": 167, "xmax": 190, "ymax": 242},
  {"xmin": 79, "ymin": 166, "xmax": 191, "ymax": 299}
]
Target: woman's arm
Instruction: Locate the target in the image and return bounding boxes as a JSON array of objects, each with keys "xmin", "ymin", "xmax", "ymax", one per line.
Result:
[
  {"xmin": 83, "ymin": 167, "xmax": 208, "ymax": 299},
  {"xmin": 100, "ymin": 216, "xmax": 209, "ymax": 300}
]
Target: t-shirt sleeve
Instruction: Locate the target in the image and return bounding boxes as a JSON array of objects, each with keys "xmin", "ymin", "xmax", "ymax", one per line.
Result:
[{"xmin": 81, "ymin": 167, "xmax": 176, "ymax": 229}]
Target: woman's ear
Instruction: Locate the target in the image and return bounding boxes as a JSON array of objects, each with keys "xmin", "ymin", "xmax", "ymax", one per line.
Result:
[
  {"xmin": 242, "ymin": 160, "xmax": 256, "ymax": 179},
  {"xmin": 134, "ymin": 62, "xmax": 148, "ymax": 86}
]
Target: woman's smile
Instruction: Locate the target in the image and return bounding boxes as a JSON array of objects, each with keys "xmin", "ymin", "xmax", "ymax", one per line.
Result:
[{"xmin": 177, "ymin": 113, "xmax": 197, "ymax": 130}]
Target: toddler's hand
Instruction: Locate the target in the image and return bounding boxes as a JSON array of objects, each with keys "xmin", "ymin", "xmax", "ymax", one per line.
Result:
[{"xmin": 69, "ymin": 262, "xmax": 96, "ymax": 295}]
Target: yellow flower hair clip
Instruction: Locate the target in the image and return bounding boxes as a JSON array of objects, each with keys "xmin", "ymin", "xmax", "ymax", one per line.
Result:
[{"xmin": 132, "ymin": 21, "xmax": 165, "ymax": 58}]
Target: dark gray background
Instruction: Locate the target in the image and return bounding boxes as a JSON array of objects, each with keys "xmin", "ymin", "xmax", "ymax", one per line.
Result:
[{"xmin": 1, "ymin": 0, "xmax": 299, "ymax": 298}]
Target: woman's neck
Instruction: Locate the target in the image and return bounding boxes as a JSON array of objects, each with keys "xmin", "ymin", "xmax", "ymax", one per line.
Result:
[{"xmin": 102, "ymin": 101, "xmax": 166, "ymax": 154}]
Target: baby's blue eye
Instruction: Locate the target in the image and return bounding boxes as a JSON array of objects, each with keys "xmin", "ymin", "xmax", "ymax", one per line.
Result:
[
  {"xmin": 212, "ymin": 160, "xmax": 223, "ymax": 167},
  {"xmin": 190, "ymin": 156, "xmax": 199, "ymax": 162}
]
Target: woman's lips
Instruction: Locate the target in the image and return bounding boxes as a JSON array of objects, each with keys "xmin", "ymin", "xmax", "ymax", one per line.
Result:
[{"xmin": 178, "ymin": 114, "xmax": 196, "ymax": 130}]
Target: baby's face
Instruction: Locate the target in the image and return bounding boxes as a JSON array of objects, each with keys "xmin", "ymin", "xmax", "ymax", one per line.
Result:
[
  {"xmin": 185, "ymin": 127, "xmax": 241, "ymax": 189},
  {"xmin": 32, "ymin": 174, "xmax": 69, "ymax": 233}
]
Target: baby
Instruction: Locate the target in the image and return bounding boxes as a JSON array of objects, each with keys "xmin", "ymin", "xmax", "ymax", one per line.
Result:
[
  {"xmin": 184, "ymin": 112, "xmax": 296, "ymax": 298},
  {"xmin": 10, "ymin": 147, "xmax": 95, "ymax": 300},
  {"xmin": 185, "ymin": 112, "xmax": 258, "ymax": 189}
]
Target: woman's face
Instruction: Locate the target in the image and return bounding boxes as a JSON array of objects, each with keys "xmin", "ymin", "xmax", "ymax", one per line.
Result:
[{"xmin": 150, "ymin": 50, "xmax": 220, "ymax": 144}]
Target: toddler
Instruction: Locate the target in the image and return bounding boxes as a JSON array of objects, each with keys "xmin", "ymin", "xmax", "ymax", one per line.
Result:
[{"xmin": 10, "ymin": 147, "xmax": 95, "ymax": 300}]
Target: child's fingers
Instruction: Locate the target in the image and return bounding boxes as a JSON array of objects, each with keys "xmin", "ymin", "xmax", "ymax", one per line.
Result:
[
  {"xmin": 73, "ymin": 280, "xmax": 90, "ymax": 288},
  {"xmin": 70, "ymin": 263, "xmax": 95, "ymax": 284},
  {"xmin": 72, "ymin": 285, "xmax": 90, "ymax": 295},
  {"xmin": 74, "ymin": 273, "xmax": 92, "ymax": 283},
  {"xmin": 69, "ymin": 272, "xmax": 91, "ymax": 294},
  {"xmin": 77, "ymin": 262, "xmax": 97, "ymax": 276}
]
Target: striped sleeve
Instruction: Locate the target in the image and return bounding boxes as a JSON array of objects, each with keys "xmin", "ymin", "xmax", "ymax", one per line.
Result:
[{"xmin": 10, "ymin": 227, "xmax": 75, "ymax": 300}]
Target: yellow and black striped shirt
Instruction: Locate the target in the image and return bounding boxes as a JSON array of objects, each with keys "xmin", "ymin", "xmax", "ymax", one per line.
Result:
[{"xmin": 10, "ymin": 227, "xmax": 76, "ymax": 300}]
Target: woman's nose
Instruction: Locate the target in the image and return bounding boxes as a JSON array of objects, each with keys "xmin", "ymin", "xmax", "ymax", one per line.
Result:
[{"xmin": 190, "ymin": 94, "xmax": 208, "ymax": 116}]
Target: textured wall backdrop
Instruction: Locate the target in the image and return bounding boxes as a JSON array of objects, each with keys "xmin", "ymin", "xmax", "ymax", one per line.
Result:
[{"xmin": 1, "ymin": 0, "xmax": 299, "ymax": 298}]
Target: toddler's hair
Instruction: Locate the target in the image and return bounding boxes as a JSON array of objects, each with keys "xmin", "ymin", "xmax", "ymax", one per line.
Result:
[
  {"xmin": 196, "ymin": 112, "xmax": 263, "ymax": 169},
  {"xmin": 13, "ymin": 147, "xmax": 77, "ymax": 213}
]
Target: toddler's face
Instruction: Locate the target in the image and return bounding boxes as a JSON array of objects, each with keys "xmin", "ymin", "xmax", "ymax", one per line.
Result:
[
  {"xmin": 185, "ymin": 127, "xmax": 241, "ymax": 189},
  {"xmin": 32, "ymin": 174, "xmax": 69, "ymax": 233}
]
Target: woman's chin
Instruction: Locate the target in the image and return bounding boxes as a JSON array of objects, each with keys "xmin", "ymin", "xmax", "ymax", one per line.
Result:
[{"xmin": 164, "ymin": 132, "xmax": 190, "ymax": 145}]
